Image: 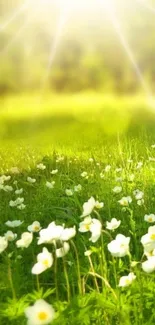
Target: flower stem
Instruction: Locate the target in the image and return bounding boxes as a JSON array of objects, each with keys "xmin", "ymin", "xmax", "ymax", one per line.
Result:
[
  {"xmin": 71, "ymin": 240, "xmax": 82, "ymax": 295},
  {"xmin": 62, "ymin": 256, "xmax": 70, "ymax": 302},
  {"xmin": 8, "ymin": 256, "xmax": 16, "ymax": 301}
]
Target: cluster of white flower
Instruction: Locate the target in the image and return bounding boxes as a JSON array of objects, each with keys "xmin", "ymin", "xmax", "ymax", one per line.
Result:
[
  {"xmin": 133, "ymin": 189, "xmax": 144, "ymax": 206},
  {"xmin": 65, "ymin": 184, "xmax": 82, "ymax": 196},
  {"xmin": 9, "ymin": 197, "xmax": 26, "ymax": 210}
]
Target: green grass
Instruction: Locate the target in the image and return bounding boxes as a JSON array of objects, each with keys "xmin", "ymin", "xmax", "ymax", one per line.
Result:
[{"xmin": 0, "ymin": 94, "xmax": 155, "ymax": 324}]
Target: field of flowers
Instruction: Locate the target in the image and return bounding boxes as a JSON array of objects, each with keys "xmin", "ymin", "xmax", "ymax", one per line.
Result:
[{"xmin": 1, "ymin": 95, "xmax": 155, "ymax": 324}]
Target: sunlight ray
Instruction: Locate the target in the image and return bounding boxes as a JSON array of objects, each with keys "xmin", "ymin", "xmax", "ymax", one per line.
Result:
[
  {"xmin": 0, "ymin": 2, "xmax": 41, "ymax": 55},
  {"xmin": 99, "ymin": 0, "xmax": 152, "ymax": 99},
  {"xmin": 0, "ymin": 0, "xmax": 32, "ymax": 33},
  {"xmin": 40, "ymin": 4, "xmax": 71, "ymax": 92}
]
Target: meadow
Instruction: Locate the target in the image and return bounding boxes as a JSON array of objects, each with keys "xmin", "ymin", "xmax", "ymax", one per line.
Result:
[{"xmin": 1, "ymin": 94, "xmax": 155, "ymax": 324}]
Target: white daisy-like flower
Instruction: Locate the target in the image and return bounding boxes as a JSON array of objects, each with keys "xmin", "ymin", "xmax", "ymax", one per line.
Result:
[
  {"xmin": 17, "ymin": 203, "xmax": 26, "ymax": 210},
  {"xmin": 56, "ymin": 242, "xmax": 70, "ymax": 258},
  {"xmin": 112, "ymin": 186, "xmax": 122, "ymax": 194},
  {"xmin": 46, "ymin": 181, "xmax": 55, "ymax": 189},
  {"xmin": 15, "ymin": 188, "xmax": 23, "ymax": 195},
  {"xmin": 37, "ymin": 163, "xmax": 46, "ymax": 170},
  {"xmin": 81, "ymin": 171, "xmax": 88, "ymax": 179},
  {"xmin": 28, "ymin": 221, "xmax": 41, "ymax": 233},
  {"xmin": 106, "ymin": 218, "xmax": 121, "ymax": 231},
  {"xmin": 0, "ymin": 236, "xmax": 8, "ymax": 253},
  {"xmin": 5, "ymin": 220, "xmax": 24, "ymax": 228},
  {"xmin": 65, "ymin": 189, "xmax": 74, "ymax": 196},
  {"xmin": 4, "ymin": 231, "xmax": 17, "ymax": 241},
  {"xmin": 105, "ymin": 165, "xmax": 111, "ymax": 172},
  {"xmin": 142, "ymin": 256, "xmax": 155, "ymax": 273},
  {"xmin": 108, "ymin": 234, "xmax": 130, "ymax": 257},
  {"xmin": 51, "ymin": 169, "xmax": 58, "ymax": 175},
  {"xmin": 118, "ymin": 196, "xmax": 132, "ymax": 206},
  {"xmin": 32, "ymin": 247, "xmax": 53, "ymax": 275},
  {"xmin": 79, "ymin": 217, "xmax": 102, "ymax": 243},
  {"xmin": 74, "ymin": 184, "xmax": 82, "ymax": 192},
  {"xmin": 25, "ymin": 299, "xmax": 55, "ymax": 325},
  {"xmin": 16, "ymin": 232, "xmax": 33, "ymax": 248},
  {"xmin": 144, "ymin": 214, "xmax": 155, "ymax": 223},
  {"xmin": 118, "ymin": 272, "xmax": 136, "ymax": 287},
  {"xmin": 27, "ymin": 177, "xmax": 36, "ymax": 184}
]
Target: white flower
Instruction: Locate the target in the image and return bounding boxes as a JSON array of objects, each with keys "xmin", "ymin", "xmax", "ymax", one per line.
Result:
[
  {"xmin": 142, "ymin": 256, "xmax": 155, "ymax": 273},
  {"xmin": 149, "ymin": 157, "xmax": 155, "ymax": 162},
  {"xmin": 16, "ymin": 232, "xmax": 33, "ymax": 248},
  {"xmin": 65, "ymin": 189, "xmax": 74, "ymax": 196},
  {"xmin": 46, "ymin": 181, "xmax": 55, "ymax": 189},
  {"xmin": 106, "ymin": 218, "xmax": 121, "ymax": 231},
  {"xmin": 144, "ymin": 214, "xmax": 155, "ymax": 223},
  {"xmin": 32, "ymin": 248, "xmax": 53, "ymax": 275},
  {"xmin": 118, "ymin": 196, "xmax": 132, "ymax": 206},
  {"xmin": 16, "ymin": 197, "xmax": 24, "ymax": 205},
  {"xmin": 4, "ymin": 231, "xmax": 17, "ymax": 241},
  {"xmin": 95, "ymin": 201, "xmax": 104, "ymax": 209},
  {"xmin": 17, "ymin": 203, "xmax": 26, "ymax": 210},
  {"xmin": 5, "ymin": 220, "xmax": 23, "ymax": 228},
  {"xmin": 38, "ymin": 222, "xmax": 64, "ymax": 245},
  {"xmin": 51, "ymin": 169, "xmax": 58, "ymax": 175},
  {"xmin": 9, "ymin": 197, "xmax": 24, "ymax": 207},
  {"xmin": 108, "ymin": 234, "xmax": 130, "ymax": 257},
  {"xmin": 105, "ymin": 165, "xmax": 111, "ymax": 172},
  {"xmin": 79, "ymin": 216, "xmax": 92, "ymax": 233},
  {"xmin": 27, "ymin": 177, "xmax": 36, "ymax": 183},
  {"xmin": 151, "ymin": 144, "xmax": 155, "ymax": 149},
  {"xmin": 112, "ymin": 186, "xmax": 122, "ymax": 194},
  {"xmin": 81, "ymin": 171, "xmax": 88, "ymax": 179},
  {"xmin": 0, "ymin": 236, "xmax": 8, "ymax": 253},
  {"xmin": 25, "ymin": 299, "xmax": 55, "ymax": 325},
  {"xmin": 118, "ymin": 272, "xmax": 136, "ymax": 287},
  {"xmin": 0, "ymin": 175, "xmax": 11, "ymax": 184},
  {"xmin": 89, "ymin": 158, "xmax": 94, "ymax": 163},
  {"xmin": 37, "ymin": 163, "xmax": 46, "ymax": 170},
  {"xmin": 141, "ymin": 225, "xmax": 155, "ymax": 252},
  {"xmin": 56, "ymin": 242, "xmax": 70, "ymax": 258},
  {"xmin": 79, "ymin": 217, "xmax": 102, "ymax": 243},
  {"xmin": 3, "ymin": 185, "xmax": 13, "ymax": 192},
  {"xmin": 60, "ymin": 226, "xmax": 76, "ymax": 241},
  {"xmin": 84, "ymin": 250, "xmax": 92, "ymax": 256},
  {"xmin": 74, "ymin": 184, "xmax": 82, "ymax": 192},
  {"xmin": 81, "ymin": 197, "xmax": 103, "ymax": 217},
  {"xmin": 15, "ymin": 188, "xmax": 23, "ymax": 195},
  {"xmin": 133, "ymin": 189, "xmax": 144, "ymax": 200},
  {"xmin": 137, "ymin": 199, "xmax": 144, "ymax": 206},
  {"xmin": 89, "ymin": 219, "xmax": 102, "ymax": 242},
  {"xmin": 28, "ymin": 221, "xmax": 41, "ymax": 233}
]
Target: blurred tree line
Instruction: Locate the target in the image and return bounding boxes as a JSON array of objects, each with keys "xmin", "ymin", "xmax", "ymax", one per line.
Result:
[{"xmin": 0, "ymin": 0, "xmax": 155, "ymax": 94}]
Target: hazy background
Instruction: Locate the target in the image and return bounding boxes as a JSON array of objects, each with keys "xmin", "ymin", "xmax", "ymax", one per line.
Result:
[
  {"xmin": 0, "ymin": 0, "xmax": 155, "ymax": 94},
  {"xmin": 0, "ymin": 0, "xmax": 155, "ymax": 170}
]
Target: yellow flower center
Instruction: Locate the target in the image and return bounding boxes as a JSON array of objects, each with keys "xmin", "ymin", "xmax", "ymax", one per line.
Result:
[
  {"xmin": 125, "ymin": 279, "xmax": 130, "ymax": 285},
  {"xmin": 34, "ymin": 226, "xmax": 39, "ymax": 231},
  {"xmin": 85, "ymin": 224, "xmax": 90, "ymax": 230},
  {"xmin": 43, "ymin": 259, "xmax": 49, "ymax": 267},
  {"xmin": 148, "ymin": 218, "xmax": 153, "ymax": 222},
  {"xmin": 150, "ymin": 234, "xmax": 155, "ymax": 240},
  {"xmin": 38, "ymin": 311, "xmax": 48, "ymax": 321}
]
